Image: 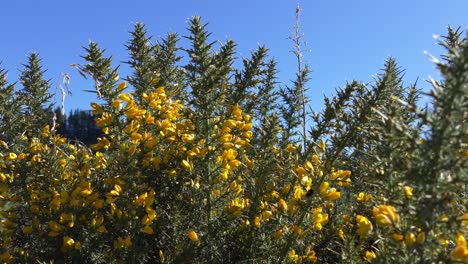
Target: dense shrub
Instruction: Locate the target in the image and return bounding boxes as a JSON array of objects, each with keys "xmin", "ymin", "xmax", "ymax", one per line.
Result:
[{"xmin": 0, "ymin": 18, "xmax": 466, "ymax": 263}]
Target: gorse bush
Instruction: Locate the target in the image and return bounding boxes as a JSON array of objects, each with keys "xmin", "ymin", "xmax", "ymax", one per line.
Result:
[{"xmin": 0, "ymin": 17, "xmax": 467, "ymax": 263}]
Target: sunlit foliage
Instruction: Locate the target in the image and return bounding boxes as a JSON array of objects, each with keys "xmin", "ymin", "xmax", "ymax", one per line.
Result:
[{"xmin": 0, "ymin": 19, "xmax": 466, "ymax": 263}]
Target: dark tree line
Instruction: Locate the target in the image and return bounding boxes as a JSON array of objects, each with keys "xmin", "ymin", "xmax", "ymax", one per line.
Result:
[{"xmin": 54, "ymin": 107, "xmax": 102, "ymax": 145}]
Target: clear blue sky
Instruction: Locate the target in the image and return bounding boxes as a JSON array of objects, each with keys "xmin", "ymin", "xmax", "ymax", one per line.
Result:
[{"xmin": 1, "ymin": 0, "xmax": 467, "ymax": 112}]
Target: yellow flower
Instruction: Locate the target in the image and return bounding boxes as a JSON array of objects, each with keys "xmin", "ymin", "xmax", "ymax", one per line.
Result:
[
  {"xmin": 331, "ymin": 170, "xmax": 351, "ymax": 186},
  {"xmin": 90, "ymin": 102, "xmax": 104, "ymax": 114},
  {"xmin": 273, "ymin": 229, "xmax": 283, "ymax": 239},
  {"xmin": 241, "ymin": 122, "xmax": 252, "ymax": 131},
  {"xmin": 278, "ymin": 199, "xmax": 288, "ymax": 212},
  {"xmin": 126, "ymin": 106, "xmax": 147, "ymax": 119},
  {"xmin": 317, "ymin": 140, "xmax": 326, "ymax": 152},
  {"xmin": 459, "ymin": 213, "xmax": 468, "ymax": 232},
  {"xmin": 117, "ymin": 81, "xmax": 127, "ymax": 92},
  {"xmin": 262, "ymin": 211, "xmax": 273, "ymax": 221},
  {"xmin": 356, "ymin": 215, "xmax": 373, "ymax": 238},
  {"xmin": 188, "ymin": 229, "xmax": 199, "ymax": 242},
  {"xmin": 356, "ymin": 192, "xmax": 372, "ymax": 202},
  {"xmin": 63, "ymin": 236, "xmax": 75, "ymax": 249},
  {"xmin": 111, "ymin": 99, "xmax": 122, "ymax": 109},
  {"xmin": 403, "ymin": 186, "xmax": 413, "ymax": 199},
  {"xmin": 212, "ymin": 189, "xmax": 221, "ymax": 197},
  {"xmin": 219, "ymin": 133, "xmax": 233, "ymax": 143},
  {"xmin": 0, "ymin": 251, "xmax": 13, "ymax": 263},
  {"xmin": 327, "ymin": 188, "xmax": 341, "ymax": 200},
  {"xmin": 305, "ymin": 247, "xmax": 317, "ymax": 261},
  {"xmin": 6, "ymin": 153, "xmax": 17, "ymax": 161},
  {"xmin": 320, "ymin": 181, "xmax": 341, "ymax": 200},
  {"xmin": 439, "ymin": 237, "xmax": 449, "ymax": 247},
  {"xmin": 229, "ymin": 159, "xmax": 241, "ymax": 169},
  {"xmin": 320, "ymin": 181, "xmax": 330, "ymax": 197},
  {"xmin": 222, "ymin": 148, "xmax": 238, "ymax": 161},
  {"xmin": 312, "ymin": 207, "xmax": 329, "ymax": 230},
  {"xmin": 373, "ymin": 205, "xmax": 399, "ymax": 226},
  {"xmin": 303, "ymin": 161, "xmax": 313, "ymax": 171},
  {"xmin": 17, "ymin": 153, "xmax": 26, "ymax": 160},
  {"xmin": 288, "ymin": 249, "xmax": 300, "ymax": 263},
  {"xmin": 48, "ymin": 221, "xmax": 62, "ymax": 232},
  {"xmin": 131, "ymin": 132, "xmax": 142, "ymax": 140},
  {"xmin": 254, "ymin": 216, "xmax": 261, "ymax": 227},
  {"xmin": 338, "ymin": 229, "xmax": 345, "ymax": 240},
  {"xmin": 0, "ymin": 173, "xmax": 7, "ymax": 181},
  {"xmin": 159, "ymin": 250, "xmax": 165, "ymax": 262},
  {"xmin": 364, "ymin": 250, "xmax": 376, "ymax": 261},
  {"xmin": 392, "ymin": 233, "xmax": 404, "ymax": 242},
  {"xmin": 123, "ymin": 236, "xmax": 132, "ymax": 247},
  {"xmin": 41, "ymin": 125, "xmax": 51, "ymax": 138},
  {"xmin": 115, "ymin": 237, "xmax": 133, "ymax": 248},
  {"xmin": 286, "ymin": 144, "xmax": 296, "ymax": 152},
  {"xmin": 97, "ymin": 225, "xmax": 107, "ymax": 233},
  {"xmin": 181, "ymin": 160, "xmax": 192, "ymax": 171},
  {"xmin": 311, "ymin": 154, "xmax": 320, "ymax": 165},
  {"xmin": 95, "ymin": 112, "xmax": 113, "ymax": 127},
  {"xmin": 405, "ymin": 232, "xmax": 416, "ymax": 247},
  {"xmin": 451, "ymin": 233, "xmax": 468, "ymax": 262},
  {"xmin": 296, "ymin": 166, "xmax": 307, "ymax": 176},
  {"xmin": 231, "ymin": 104, "xmax": 243, "ymax": 119},
  {"xmin": 417, "ymin": 231, "xmax": 426, "ymax": 244},
  {"xmin": 181, "ymin": 133, "xmax": 194, "ymax": 142},
  {"xmin": 143, "ymin": 226, "xmax": 154, "ymax": 235},
  {"xmin": 441, "ymin": 214, "xmax": 449, "ymax": 222},
  {"xmin": 119, "ymin": 93, "xmax": 133, "ymax": 102}
]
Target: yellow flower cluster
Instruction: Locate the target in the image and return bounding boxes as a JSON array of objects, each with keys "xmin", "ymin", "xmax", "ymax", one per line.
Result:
[
  {"xmin": 373, "ymin": 205, "xmax": 400, "ymax": 227},
  {"xmin": 216, "ymin": 105, "xmax": 252, "ymax": 181},
  {"xmin": 288, "ymin": 247, "xmax": 317, "ymax": 263},
  {"xmin": 451, "ymin": 233, "xmax": 468, "ymax": 262},
  {"xmin": 356, "ymin": 215, "xmax": 373, "ymax": 238}
]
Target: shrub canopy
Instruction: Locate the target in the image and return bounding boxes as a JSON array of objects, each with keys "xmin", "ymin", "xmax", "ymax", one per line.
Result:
[{"xmin": 0, "ymin": 19, "xmax": 466, "ymax": 263}]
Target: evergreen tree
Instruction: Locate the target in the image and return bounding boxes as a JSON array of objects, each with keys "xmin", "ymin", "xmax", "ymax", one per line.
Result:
[
  {"xmin": 54, "ymin": 106, "xmax": 67, "ymax": 137},
  {"xmin": 54, "ymin": 107, "xmax": 102, "ymax": 145}
]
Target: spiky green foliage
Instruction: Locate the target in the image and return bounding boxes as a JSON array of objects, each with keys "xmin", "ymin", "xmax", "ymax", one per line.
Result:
[
  {"xmin": 0, "ymin": 17, "xmax": 466, "ymax": 264},
  {"xmin": 16, "ymin": 53, "xmax": 53, "ymax": 137},
  {"xmin": 0, "ymin": 66, "xmax": 19, "ymax": 142},
  {"xmin": 78, "ymin": 42, "xmax": 120, "ymax": 100},
  {"xmin": 126, "ymin": 23, "xmax": 184, "ymax": 101}
]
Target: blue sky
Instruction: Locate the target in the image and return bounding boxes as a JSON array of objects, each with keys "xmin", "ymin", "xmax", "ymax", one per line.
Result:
[{"xmin": 1, "ymin": 0, "xmax": 467, "ymax": 112}]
